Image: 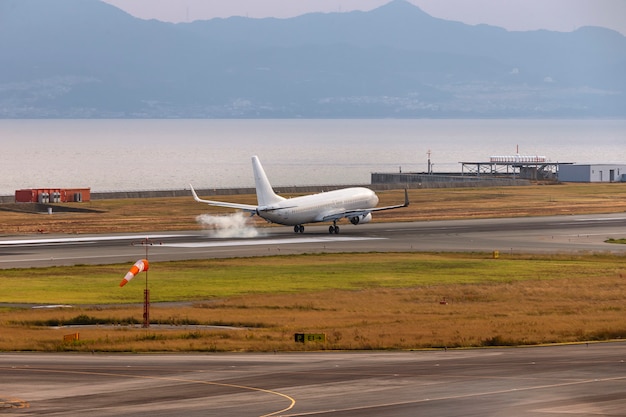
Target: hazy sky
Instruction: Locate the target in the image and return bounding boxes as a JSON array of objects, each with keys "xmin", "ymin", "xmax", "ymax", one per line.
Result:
[{"xmin": 102, "ymin": 0, "xmax": 626, "ymax": 35}]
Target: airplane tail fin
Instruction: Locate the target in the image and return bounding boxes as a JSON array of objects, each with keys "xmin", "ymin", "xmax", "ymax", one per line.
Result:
[{"xmin": 252, "ymin": 156, "xmax": 285, "ymax": 206}]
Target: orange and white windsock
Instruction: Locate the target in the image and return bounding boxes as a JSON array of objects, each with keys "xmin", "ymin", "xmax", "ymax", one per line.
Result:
[{"xmin": 119, "ymin": 259, "xmax": 149, "ymax": 287}]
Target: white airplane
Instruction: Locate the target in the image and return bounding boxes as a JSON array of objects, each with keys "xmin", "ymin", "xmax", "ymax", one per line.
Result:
[{"xmin": 190, "ymin": 156, "xmax": 409, "ymax": 234}]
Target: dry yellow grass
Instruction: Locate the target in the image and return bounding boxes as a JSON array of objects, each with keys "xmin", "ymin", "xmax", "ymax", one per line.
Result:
[
  {"xmin": 1, "ymin": 183, "xmax": 625, "ymax": 235},
  {"xmin": 2, "ymin": 271, "xmax": 625, "ymax": 352}
]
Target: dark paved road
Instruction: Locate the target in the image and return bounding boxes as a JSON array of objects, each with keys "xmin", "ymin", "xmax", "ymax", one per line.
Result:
[{"xmin": 2, "ymin": 343, "xmax": 626, "ymax": 416}]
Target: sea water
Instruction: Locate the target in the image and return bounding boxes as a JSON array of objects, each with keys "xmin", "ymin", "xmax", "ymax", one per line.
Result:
[{"xmin": 0, "ymin": 119, "xmax": 624, "ymax": 195}]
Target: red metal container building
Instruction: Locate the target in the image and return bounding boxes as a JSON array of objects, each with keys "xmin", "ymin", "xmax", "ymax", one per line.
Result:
[{"xmin": 14, "ymin": 188, "xmax": 91, "ymax": 203}]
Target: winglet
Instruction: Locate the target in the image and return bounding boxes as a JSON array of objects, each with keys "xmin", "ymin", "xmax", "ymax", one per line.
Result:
[
  {"xmin": 367, "ymin": 188, "xmax": 410, "ymax": 212},
  {"xmin": 189, "ymin": 184, "xmax": 202, "ymax": 203}
]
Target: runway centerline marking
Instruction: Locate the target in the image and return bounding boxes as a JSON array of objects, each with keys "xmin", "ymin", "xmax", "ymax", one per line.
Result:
[{"xmin": 163, "ymin": 236, "xmax": 385, "ymax": 248}]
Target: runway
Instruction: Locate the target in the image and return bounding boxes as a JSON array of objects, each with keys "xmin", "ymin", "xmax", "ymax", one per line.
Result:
[
  {"xmin": 2, "ymin": 343, "xmax": 626, "ymax": 416},
  {"xmin": 1, "ymin": 213, "xmax": 626, "ymax": 268}
]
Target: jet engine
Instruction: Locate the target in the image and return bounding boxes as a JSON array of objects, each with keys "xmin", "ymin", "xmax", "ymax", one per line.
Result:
[{"xmin": 349, "ymin": 213, "xmax": 372, "ymax": 225}]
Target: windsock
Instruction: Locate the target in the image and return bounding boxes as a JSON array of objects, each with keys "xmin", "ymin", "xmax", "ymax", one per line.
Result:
[{"xmin": 119, "ymin": 259, "xmax": 149, "ymax": 287}]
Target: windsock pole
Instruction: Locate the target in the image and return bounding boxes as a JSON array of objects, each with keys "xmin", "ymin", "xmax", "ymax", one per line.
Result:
[
  {"xmin": 138, "ymin": 239, "xmax": 152, "ymax": 328},
  {"xmin": 143, "ymin": 274, "xmax": 149, "ymax": 329},
  {"xmin": 119, "ymin": 258, "xmax": 150, "ymax": 327},
  {"xmin": 123, "ymin": 237, "xmax": 161, "ymax": 328}
]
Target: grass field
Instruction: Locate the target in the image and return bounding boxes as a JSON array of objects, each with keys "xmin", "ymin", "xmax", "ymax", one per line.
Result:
[
  {"xmin": 1, "ymin": 253, "xmax": 625, "ymax": 352},
  {"xmin": 1, "ymin": 183, "xmax": 626, "ymax": 352}
]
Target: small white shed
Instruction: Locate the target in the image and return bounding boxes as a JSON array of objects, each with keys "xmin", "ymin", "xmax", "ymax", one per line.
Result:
[{"xmin": 558, "ymin": 164, "xmax": 626, "ymax": 182}]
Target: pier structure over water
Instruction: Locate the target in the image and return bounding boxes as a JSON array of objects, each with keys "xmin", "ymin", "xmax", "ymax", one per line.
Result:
[
  {"xmin": 371, "ymin": 154, "xmax": 565, "ymax": 188},
  {"xmin": 460, "ymin": 155, "xmax": 560, "ymax": 181}
]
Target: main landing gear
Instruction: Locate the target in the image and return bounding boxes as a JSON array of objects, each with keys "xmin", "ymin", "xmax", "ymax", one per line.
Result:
[{"xmin": 293, "ymin": 223, "xmax": 340, "ymax": 234}]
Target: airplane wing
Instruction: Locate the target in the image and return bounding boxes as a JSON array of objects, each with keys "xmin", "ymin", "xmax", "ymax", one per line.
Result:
[
  {"xmin": 368, "ymin": 188, "xmax": 410, "ymax": 212},
  {"xmin": 189, "ymin": 184, "xmax": 258, "ymax": 213},
  {"xmin": 321, "ymin": 189, "xmax": 410, "ymax": 222}
]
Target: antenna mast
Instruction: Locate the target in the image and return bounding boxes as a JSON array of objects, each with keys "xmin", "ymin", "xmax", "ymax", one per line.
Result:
[{"xmin": 427, "ymin": 149, "xmax": 432, "ymax": 174}]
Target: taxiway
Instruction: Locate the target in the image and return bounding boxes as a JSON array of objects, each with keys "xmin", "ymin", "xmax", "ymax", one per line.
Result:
[{"xmin": 2, "ymin": 343, "xmax": 626, "ymax": 416}]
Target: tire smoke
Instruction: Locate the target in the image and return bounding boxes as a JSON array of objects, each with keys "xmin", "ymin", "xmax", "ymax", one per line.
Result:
[{"xmin": 195, "ymin": 212, "xmax": 259, "ymax": 238}]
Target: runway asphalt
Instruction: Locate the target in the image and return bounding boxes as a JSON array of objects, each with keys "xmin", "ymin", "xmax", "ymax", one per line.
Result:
[
  {"xmin": 2, "ymin": 343, "xmax": 626, "ymax": 416},
  {"xmin": 1, "ymin": 214, "xmax": 626, "ymax": 415},
  {"xmin": 1, "ymin": 213, "xmax": 626, "ymax": 268}
]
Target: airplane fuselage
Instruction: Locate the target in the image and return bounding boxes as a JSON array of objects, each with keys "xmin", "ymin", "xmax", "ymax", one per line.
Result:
[{"xmin": 257, "ymin": 187, "xmax": 378, "ymax": 226}]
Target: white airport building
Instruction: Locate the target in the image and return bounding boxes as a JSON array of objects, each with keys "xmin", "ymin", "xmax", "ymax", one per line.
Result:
[{"xmin": 558, "ymin": 164, "xmax": 626, "ymax": 183}]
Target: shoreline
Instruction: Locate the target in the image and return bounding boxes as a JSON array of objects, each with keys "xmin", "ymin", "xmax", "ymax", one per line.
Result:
[{"xmin": 0, "ymin": 174, "xmax": 532, "ymax": 204}]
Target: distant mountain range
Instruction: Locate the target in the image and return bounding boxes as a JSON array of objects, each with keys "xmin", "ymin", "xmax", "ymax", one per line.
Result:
[{"xmin": 1, "ymin": 0, "xmax": 625, "ymax": 118}]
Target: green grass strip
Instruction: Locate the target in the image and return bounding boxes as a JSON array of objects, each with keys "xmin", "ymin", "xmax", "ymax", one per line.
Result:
[{"xmin": 1, "ymin": 252, "xmax": 624, "ymax": 304}]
